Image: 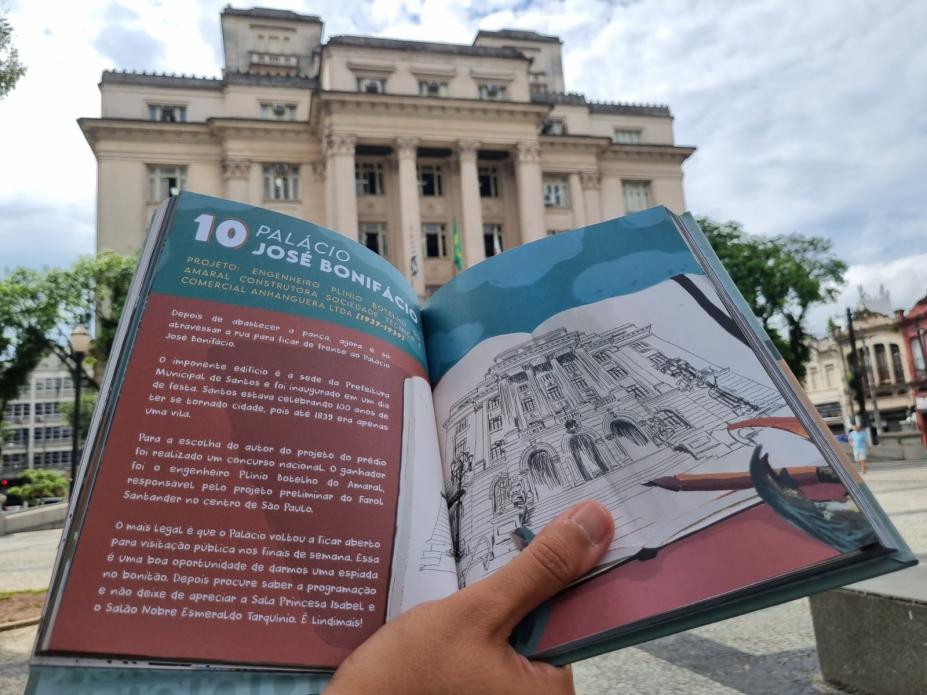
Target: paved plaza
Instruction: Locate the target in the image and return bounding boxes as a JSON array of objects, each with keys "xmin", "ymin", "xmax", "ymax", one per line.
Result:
[{"xmin": 0, "ymin": 460, "xmax": 923, "ymax": 694}]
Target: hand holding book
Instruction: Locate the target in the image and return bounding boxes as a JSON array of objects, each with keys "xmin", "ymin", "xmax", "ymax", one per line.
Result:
[{"xmin": 328, "ymin": 501, "xmax": 614, "ymax": 694}]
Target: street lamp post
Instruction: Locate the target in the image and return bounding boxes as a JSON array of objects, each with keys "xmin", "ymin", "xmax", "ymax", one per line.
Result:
[{"xmin": 69, "ymin": 325, "xmax": 91, "ymax": 498}]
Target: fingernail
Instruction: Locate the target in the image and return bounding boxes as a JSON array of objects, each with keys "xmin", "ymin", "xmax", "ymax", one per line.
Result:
[{"xmin": 569, "ymin": 502, "xmax": 612, "ymax": 545}]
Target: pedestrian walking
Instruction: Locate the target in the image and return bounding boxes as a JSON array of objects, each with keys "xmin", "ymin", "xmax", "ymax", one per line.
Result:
[{"xmin": 848, "ymin": 424, "xmax": 868, "ymax": 474}]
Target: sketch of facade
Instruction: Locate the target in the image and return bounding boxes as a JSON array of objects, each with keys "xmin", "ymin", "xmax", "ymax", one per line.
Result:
[{"xmin": 441, "ymin": 323, "xmax": 785, "ymax": 582}]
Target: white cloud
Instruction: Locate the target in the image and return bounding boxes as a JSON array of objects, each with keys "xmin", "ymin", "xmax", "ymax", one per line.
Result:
[
  {"xmin": 0, "ymin": 0, "xmax": 924, "ymax": 336},
  {"xmin": 806, "ymin": 253, "xmax": 927, "ymax": 335}
]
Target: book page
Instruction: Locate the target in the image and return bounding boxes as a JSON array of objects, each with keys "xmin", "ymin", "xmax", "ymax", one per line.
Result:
[
  {"xmin": 39, "ymin": 194, "xmax": 429, "ymax": 670},
  {"xmin": 422, "ymin": 208, "xmax": 878, "ymax": 588},
  {"xmin": 386, "ymin": 376, "xmax": 458, "ymax": 619}
]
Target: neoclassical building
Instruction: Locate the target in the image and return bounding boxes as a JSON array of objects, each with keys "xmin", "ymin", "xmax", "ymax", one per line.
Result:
[
  {"xmin": 804, "ymin": 303, "xmax": 914, "ymax": 434},
  {"xmin": 440, "ymin": 324, "xmax": 782, "ymax": 581},
  {"xmin": 80, "ymin": 6, "xmax": 694, "ymax": 297}
]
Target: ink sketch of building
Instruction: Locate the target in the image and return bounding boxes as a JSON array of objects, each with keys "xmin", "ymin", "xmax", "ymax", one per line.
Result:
[{"xmin": 441, "ymin": 323, "xmax": 784, "ymax": 582}]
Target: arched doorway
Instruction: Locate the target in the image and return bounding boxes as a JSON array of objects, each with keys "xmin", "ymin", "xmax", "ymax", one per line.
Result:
[
  {"xmin": 569, "ymin": 433, "xmax": 609, "ymax": 481},
  {"xmin": 610, "ymin": 418, "xmax": 649, "ymax": 445},
  {"xmin": 526, "ymin": 448, "xmax": 561, "ymax": 491},
  {"xmin": 491, "ymin": 475, "xmax": 511, "ymax": 516}
]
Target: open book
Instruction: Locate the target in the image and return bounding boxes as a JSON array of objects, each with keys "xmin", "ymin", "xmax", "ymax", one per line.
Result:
[{"xmin": 34, "ymin": 193, "xmax": 914, "ymax": 673}]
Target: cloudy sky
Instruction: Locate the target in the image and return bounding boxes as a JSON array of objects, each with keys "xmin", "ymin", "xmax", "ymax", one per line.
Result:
[{"xmin": 0, "ymin": 0, "xmax": 924, "ymax": 333}]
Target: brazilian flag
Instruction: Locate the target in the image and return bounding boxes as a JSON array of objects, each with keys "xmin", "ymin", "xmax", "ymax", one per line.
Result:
[{"xmin": 452, "ymin": 218, "xmax": 463, "ymax": 271}]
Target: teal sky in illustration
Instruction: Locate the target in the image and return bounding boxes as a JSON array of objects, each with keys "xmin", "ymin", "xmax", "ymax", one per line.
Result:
[{"xmin": 422, "ymin": 207, "xmax": 704, "ymax": 383}]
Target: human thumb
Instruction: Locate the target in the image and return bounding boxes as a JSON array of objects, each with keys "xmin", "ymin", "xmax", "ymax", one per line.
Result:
[{"xmin": 461, "ymin": 500, "xmax": 614, "ymax": 637}]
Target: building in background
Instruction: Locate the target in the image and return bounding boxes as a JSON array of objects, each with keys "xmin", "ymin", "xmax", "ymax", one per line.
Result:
[
  {"xmin": 896, "ymin": 293, "xmax": 927, "ymax": 446},
  {"xmin": 856, "ymin": 284, "xmax": 893, "ymax": 317},
  {"xmin": 1, "ymin": 355, "xmax": 76, "ymax": 475},
  {"xmin": 802, "ymin": 334, "xmax": 851, "ymax": 434},
  {"xmin": 804, "ymin": 296, "xmax": 913, "ymax": 434},
  {"xmin": 79, "ymin": 6, "xmax": 694, "ymax": 297}
]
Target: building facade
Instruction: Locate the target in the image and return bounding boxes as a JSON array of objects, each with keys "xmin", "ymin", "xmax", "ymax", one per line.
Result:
[
  {"xmin": 1, "ymin": 355, "xmax": 77, "ymax": 475},
  {"xmin": 804, "ymin": 307, "xmax": 913, "ymax": 434},
  {"xmin": 896, "ymin": 294, "xmax": 927, "ymax": 446},
  {"xmin": 80, "ymin": 6, "xmax": 694, "ymax": 297},
  {"xmin": 440, "ymin": 323, "xmax": 782, "ymax": 582}
]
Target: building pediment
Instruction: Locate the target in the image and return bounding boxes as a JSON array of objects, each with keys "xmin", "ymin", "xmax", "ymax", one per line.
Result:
[
  {"xmin": 346, "ymin": 60, "xmax": 397, "ymax": 76},
  {"xmin": 207, "ymin": 118, "xmax": 313, "ymax": 141},
  {"xmin": 78, "ymin": 117, "xmax": 314, "ymax": 150},
  {"xmin": 599, "ymin": 142, "xmax": 696, "ymax": 164},
  {"xmin": 78, "ymin": 118, "xmax": 215, "ymax": 148}
]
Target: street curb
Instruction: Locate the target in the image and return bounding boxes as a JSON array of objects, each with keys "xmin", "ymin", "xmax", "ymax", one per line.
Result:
[{"xmin": 0, "ymin": 616, "xmax": 40, "ymax": 632}]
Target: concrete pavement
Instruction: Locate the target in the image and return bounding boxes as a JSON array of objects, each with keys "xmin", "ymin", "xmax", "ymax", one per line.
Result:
[
  {"xmin": 0, "ymin": 459, "xmax": 923, "ymax": 694},
  {"xmin": 0, "ymin": 529, "xmax": 60, "ymax": 594},
  {"xmin": 0, "ymin": 627, "xmax": 31, "ymax": 695}
]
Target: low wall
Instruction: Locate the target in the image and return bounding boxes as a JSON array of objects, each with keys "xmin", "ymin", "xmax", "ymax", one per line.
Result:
[
  {"xmin": 0, "ymin": 502, "xmax": 68, "ymax": 536},
  {"xmin": 810, "ymin": 566, "xmax": 927, "ymax": 695},
  {"xmin": 838, "ymin": 431, "xmax": 926, "ymax": 461}
]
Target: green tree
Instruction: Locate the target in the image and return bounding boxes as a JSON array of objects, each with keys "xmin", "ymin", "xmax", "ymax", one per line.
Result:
[
  {"xmin": 0, "ymin": 252, "xmax": 136, "ymax": 457},
  {"xmin": 5, "ymin": 469, "xmax": 68, "ymax": 505},
  {"xmin": 60, "ymin": 391, "xmax": 97, "ymax": 441},
  {"xmin": 0, "ymin": 12, "xmax": 26, "ymax": 98},
  {"xmin": 697, "ymin": 217, "xmax": 846, "ymax": 381}
]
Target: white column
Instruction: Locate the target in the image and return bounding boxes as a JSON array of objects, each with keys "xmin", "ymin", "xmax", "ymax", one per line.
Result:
[
  {"xmin": 324, "ymin": 132, "xmax": 358, "ymax": 240},
  {"xmin": 395, "ymin": 137, "xmax": 425, "ymax": 297},
  {"xmin": 600, "ymin": 175, "xmax": 624, "ymax": 219},
  {"xmin": 568, "ymin": 173, "xmax": 586, "ymax": 228},
  {"xmin": 581, "ymin": 172, "xmax": 602, "ymax": 225},
  {"xmin": 457, "ymin": 140, "xmax": 485, "ymax": 268},
  {"xmin": 514, "ymin": 141, "xmax": 545, "ymax": 244},
  {"xmin": 222, "ymin": 158, "xmax": 251, "ymax": 204}
]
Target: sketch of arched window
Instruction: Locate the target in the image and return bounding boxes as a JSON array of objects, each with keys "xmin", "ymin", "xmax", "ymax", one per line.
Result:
[
  {"xmin": 526, "ymin": 448, "xmax": 561, "ymax": 489},
  {"xmin": 708, "ymin": 385, "xmax": 757, "ymax": 414},
  {"xmin": 610, "ymin": 418, "xmax": 649, "ymax": 445},
  {"xmin": 569, "ymin": 433, "xmax": 609, "ymax": 481},
  {"xmin": 654, "ymin": 409, "xmax": 690, "ymax": 433},
  {"xmin": 492, "ymin": 475, "xmax": 511, "ymax": 515}
]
